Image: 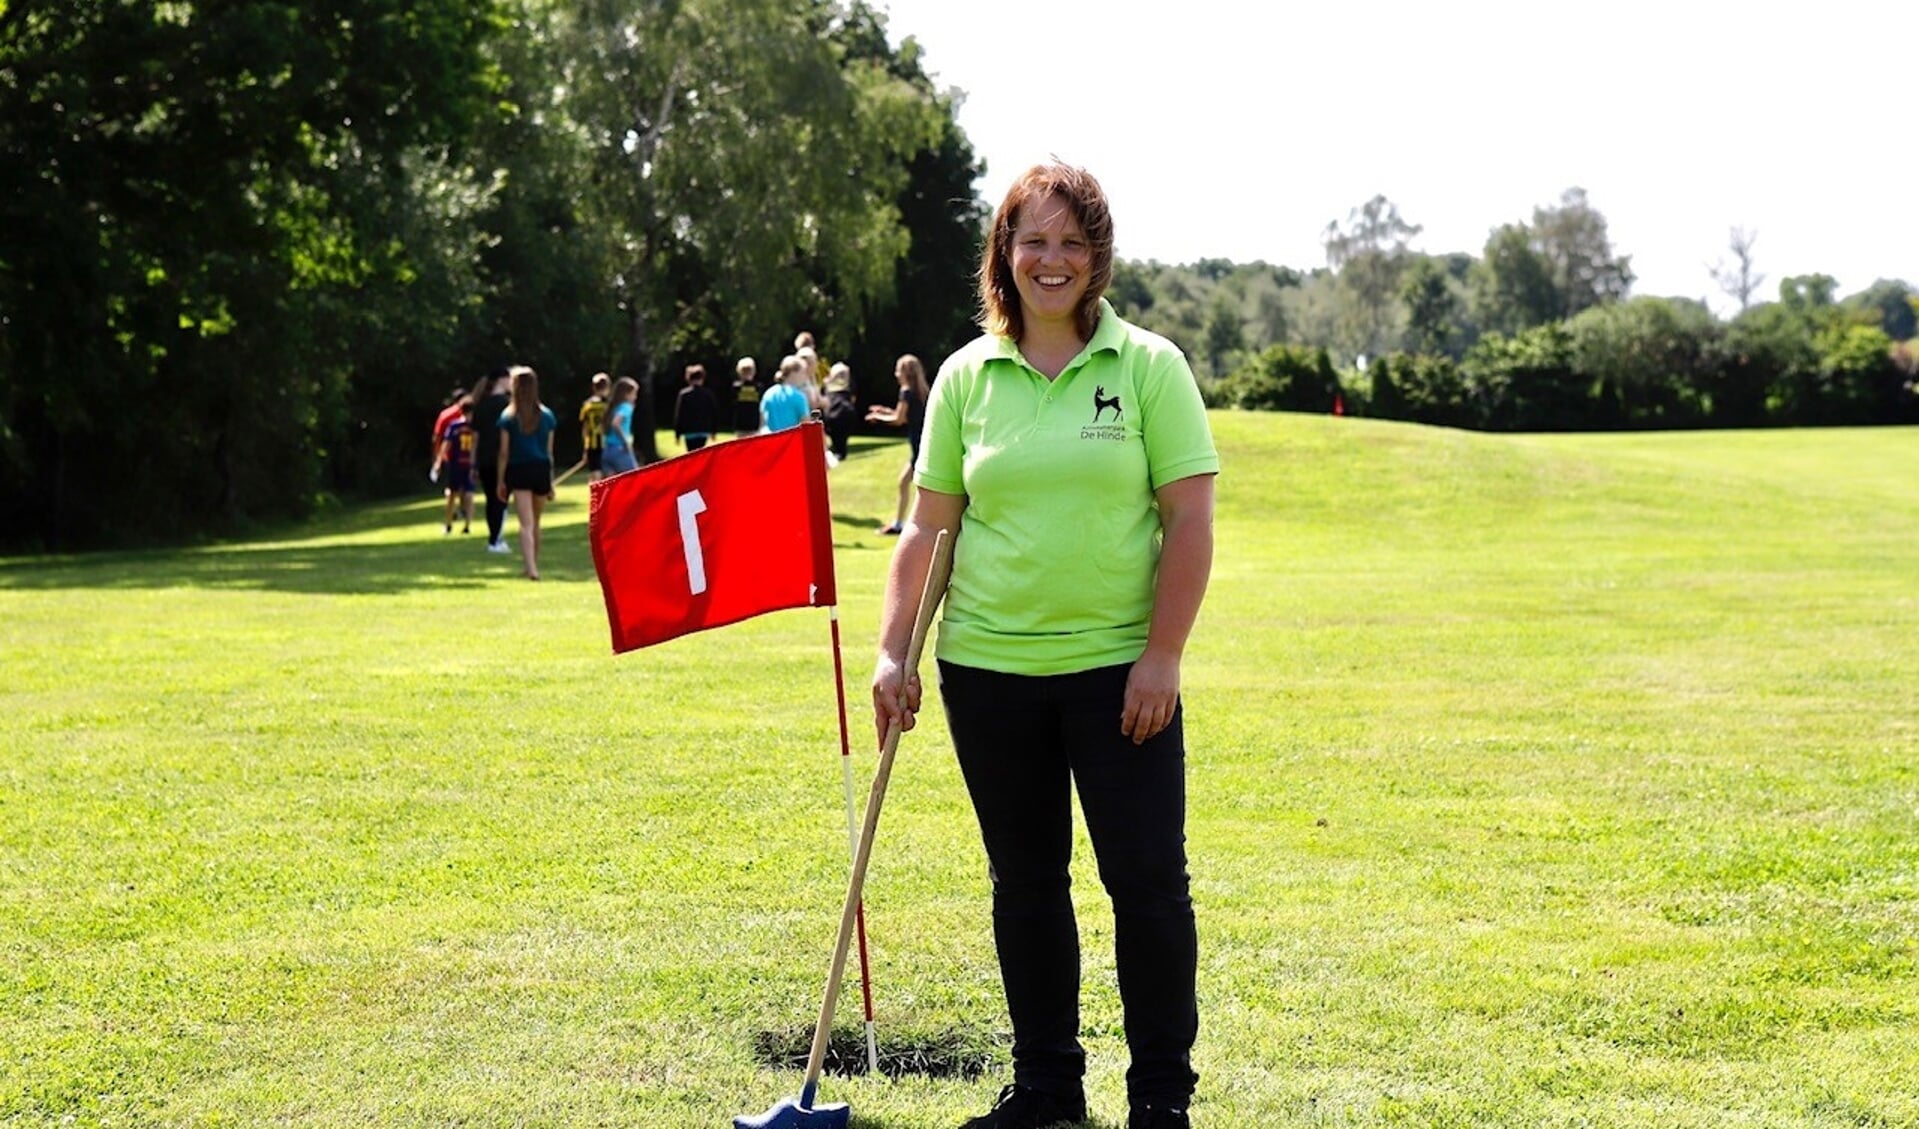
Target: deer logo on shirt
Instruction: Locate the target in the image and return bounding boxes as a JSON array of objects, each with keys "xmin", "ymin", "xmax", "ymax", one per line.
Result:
[{"xmin": 1092, "ymin": 386, "xmax": 1123, "ymax": 423}]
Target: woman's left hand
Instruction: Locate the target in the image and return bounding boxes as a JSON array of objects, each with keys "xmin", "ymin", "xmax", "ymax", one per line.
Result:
[{"xmin": 1121, "ymin": 648, "xmax": 1181, "ymax": 745}]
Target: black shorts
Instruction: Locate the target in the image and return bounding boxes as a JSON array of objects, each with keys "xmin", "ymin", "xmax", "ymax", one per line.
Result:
[
  {"xmin": 504, "ymin": 461, "xmax": 553, "ymax": 494},
  {"xmin": 586, "ymin": 448, "xmax": 603, "ymax": 472}
]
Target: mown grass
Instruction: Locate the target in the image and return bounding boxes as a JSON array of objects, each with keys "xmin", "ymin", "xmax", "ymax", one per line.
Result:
[{"xmin": 2, "ymin": 419, "xmax": 1915, "ymax": 1128}]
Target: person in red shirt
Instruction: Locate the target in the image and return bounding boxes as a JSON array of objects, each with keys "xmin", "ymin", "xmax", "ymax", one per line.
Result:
[
  {"xmin": 430, "ymin": 400, "xmax": 476, "ymax": 534},
  {"xmin": 429, "ymin": 386, "xmax": 469, "ymax": 475}
]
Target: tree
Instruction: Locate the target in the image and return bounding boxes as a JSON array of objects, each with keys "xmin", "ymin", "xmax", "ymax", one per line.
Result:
[
  {"xmin": 1532, "ymin": 187, "xmax": 1633, "ymax": 317},
  {"xmin": 1202, "ymin": 295, "xmax": 1245, "ymax": 378},
  {"xmin": 0, "ymin": 0, "xmax": 500, "ymax": 548},
  {"xmin": 1470, "ymin": 224, "xmax": 1559, "ymax": 336},
  {"xmin": 1709, "ymin": 226, "xmax": 1766, "ymax": 312},
  {"xmin": 549, "ymin": 0, "xmax": 943, "ymax": 461},
  {"xmin": 1844, "ymin": 278, "xmax": 1916, "ymax": 342},
  {"xmin": 1459, "ymin": 324, "xmax": 1582, "ymax": 431},
  {"xmin": 1399, "ymin": 255, "xmax": 1466, "ymax": 357},
  {"xmin": 1568, "ymin": 297, "xmax": 1719, "ymax": 428},
  {"xmin": 1780, "ymin": 273, "xmax": 1839, "ymax": 312},
  {"xmin": 1218, "ymin": 344, "xmax": 1339, "ymax": 413},
  {"xmin": 829, "ymin": 15, "xmax": 987, "ymax": 404},
  {"xmin": 1322, "ymin": 194, "xmax": 1422, "ymax": 361},
  {"xmin": 1108, "ymin": 260, "xmax": 1156, "ymax": 317}
]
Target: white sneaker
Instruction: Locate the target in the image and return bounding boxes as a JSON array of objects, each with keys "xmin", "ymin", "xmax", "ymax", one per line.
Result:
[{"xmin": 486, "ymin": 541, "xmax": 512, "ymax": 554}]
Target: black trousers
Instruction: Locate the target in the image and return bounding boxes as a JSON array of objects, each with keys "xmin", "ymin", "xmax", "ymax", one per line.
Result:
[
  {"xmin": 938, "ymin": 660, "xmax": 1199, "ymax": 1108},
  {"xmin": 477, "ymin": 462, "xmax": 506, "ymax": 544}
]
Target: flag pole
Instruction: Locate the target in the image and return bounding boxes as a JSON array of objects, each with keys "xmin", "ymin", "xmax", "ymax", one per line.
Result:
[{"xmin": 827, "ymin": 606, "xmax": 881, "ymax": 1075}]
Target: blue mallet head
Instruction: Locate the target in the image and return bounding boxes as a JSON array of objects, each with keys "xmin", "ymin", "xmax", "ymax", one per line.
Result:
[{"xmin": 732, "ymin": 1095, "xmax": 850, "ymax": 1129}]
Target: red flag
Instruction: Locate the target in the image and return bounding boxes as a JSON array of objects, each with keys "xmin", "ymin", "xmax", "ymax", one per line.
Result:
[{"xmin": 589, "ymin": 423, "xmax": 837, "ymax": 653}]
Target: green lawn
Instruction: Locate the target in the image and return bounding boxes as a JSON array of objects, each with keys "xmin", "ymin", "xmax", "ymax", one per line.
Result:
[{"xmin": 3, "ymin": 417, "xmax": 1915, "ymax": 1127}]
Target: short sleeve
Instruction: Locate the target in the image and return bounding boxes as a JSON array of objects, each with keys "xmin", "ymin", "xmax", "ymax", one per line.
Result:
[
  {"xmin": 914, "ymin": 361, "xmax": 967, "ymax": 496},
  {"xmin": 1139, "ymin": 347, "xmax": 1219, "ymax": 491}
]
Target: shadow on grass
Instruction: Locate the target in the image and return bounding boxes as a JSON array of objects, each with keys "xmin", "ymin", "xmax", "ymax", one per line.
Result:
[
  {"xmin": 0, "ymin": 492, "xmax": 602, "ymax": 596},
  {"xmin": 749, "ymin": 1025, "xmax": 1121, "ymax": 1127},
  {"xmin": 753, "ymin": 1025, "xmax": 997, "ymax": 1081},
  {"xmin": 0, "ymin": 442, "xmax": 914, "ymax": 594}
]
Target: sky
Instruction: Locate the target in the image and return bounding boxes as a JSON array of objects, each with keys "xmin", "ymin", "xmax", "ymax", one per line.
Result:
[{"xmin": 876, "ymin": 0, "xmax": 1917, "ymax": 312}]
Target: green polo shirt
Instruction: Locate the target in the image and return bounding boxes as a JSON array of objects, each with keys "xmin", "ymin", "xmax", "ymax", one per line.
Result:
[{"xmin": 917, "ymin": 298, "xmax": 1220, "ymax": 675}]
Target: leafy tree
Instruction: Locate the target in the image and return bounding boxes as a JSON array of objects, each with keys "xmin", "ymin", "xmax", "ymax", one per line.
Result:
[
  {"xmin": 1399, "ymin": 255, "xmax": 1467, "ymax": 357},
  {"xmin": 1365, "ymin": 353, "xmax": 1406, "ymax": 419},
  {"xmin": 1804, "ymin": 323, "xmax": 1901, "ymax": 425},
  {"xmin": 1108, "ymin": 260, "xmax": 1156, "ymax": 317},
  {"xmin": 1460, "ymin": 324, "xmax": 1581, "ymax": 430},
  {"xmin": 1202, "ymin": 295, "xmax": 1245, "ymax": 378},
  {"xmin": 547, "ymin": 0, "xmax": 942, "ymax": 460},
  {"xmin": 1780, "ymin": 273, "xmax": 1839, "ymax": 312},
  {"xmin": 1723, "ymin": 300, "xmax": 1818, "ymax": 426},
  {"xmin": 1568, "ymin": 296, "xmax": 1718, "ymax": 428},
  {"xmin": 1217, "ymin": 344, "xmax": 1339, "ymax": 413},
  {"xmin": 0, "ymin": 0, "xmax": 500, "ymax": 548},
  {"xmin": 1470, "ymin": 224, "xmax": 1559, "ymax": 336},
  {"xmin": 1532, "ymin": 187, "xmax": 1632, "ymax": 317},
  {"xmin": 830, "ymin": 17, "xmax": 987, "ymax": 405},
  {"xmin": 1322, "ymin": 195, "xmax": 1421, "ymax": 360},
  {"xmin": 1844, "ymin": 278, "xmax": 1916, "ymax": 342},
  {"xmin": 1386, "ymin": 352, "xmax": 1477, "ymax": 429}
]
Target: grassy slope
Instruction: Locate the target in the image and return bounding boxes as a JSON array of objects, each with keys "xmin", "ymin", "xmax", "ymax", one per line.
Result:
[{"xmin": 1, "ymin": 419, "xmax": 1914, "ymax": 1127}]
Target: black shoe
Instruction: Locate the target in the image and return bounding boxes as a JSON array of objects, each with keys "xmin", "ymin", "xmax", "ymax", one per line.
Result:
[
  {"xmin": 960, "ymin": 1083, "xmax": 1087, "ymax": 1128},
  {"xmin": 1128, "ymin": 1104, "xmax": 1191, "ymax": 1129}
]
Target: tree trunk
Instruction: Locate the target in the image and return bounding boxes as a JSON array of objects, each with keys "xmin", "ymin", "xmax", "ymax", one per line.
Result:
[{"xmin": 628, "ymin": 302, "xmax": 661, "ymax": 464}]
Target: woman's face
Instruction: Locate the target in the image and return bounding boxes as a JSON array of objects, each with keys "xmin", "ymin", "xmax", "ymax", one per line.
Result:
[{"xmin": 1008, "ymin": 192, "xmax": 1091, "ymax": 332}]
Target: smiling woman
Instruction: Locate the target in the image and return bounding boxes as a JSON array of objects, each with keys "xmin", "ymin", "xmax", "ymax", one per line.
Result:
[{"xmin": 871, "ymin": 160, "xmax": 1220, "ymax": 1129}]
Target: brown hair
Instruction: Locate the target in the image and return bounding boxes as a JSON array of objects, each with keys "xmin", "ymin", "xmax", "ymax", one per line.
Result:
[
  {"xmin": 895, "ymin": 354, "xmax": 929, "ymax": 400},
  {"xmin": 979, "ymin": 160, "xmax": 1114, "ymax": 343},
  {"xmin": 508, "ymin": 365, "xmax": 542, "ymax": 434},
  {"xmin": 603, "ymin": 377, "xmax": 638, "ymax": 434}
]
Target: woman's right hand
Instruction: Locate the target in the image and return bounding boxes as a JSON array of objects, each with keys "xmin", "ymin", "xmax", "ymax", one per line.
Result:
[{"xmin": 871, "ymin": 653, "xmax": 921, "ymax": 744}]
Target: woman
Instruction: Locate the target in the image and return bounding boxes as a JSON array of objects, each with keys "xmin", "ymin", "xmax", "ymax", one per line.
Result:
[
  {"xmin": 469, "ymin": 367, "xmax": 514, "ymax": 554},
  {"xmin": 493, "ymin": 365, "xmax": 557, "ymax": 581},
  {"xmin": 871, "ymin": 162, "xmax": 1218, "ymax": 1129},
  {"xmin": 600, "ymin": 376, "xmax": 640, "ymax": 476},
  {"xmin": 864, "ymin": 354, "xmax": 930, "ymax": 534}
]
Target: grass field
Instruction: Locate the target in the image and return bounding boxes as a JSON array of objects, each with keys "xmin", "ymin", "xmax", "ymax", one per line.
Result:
[{"xmin": 3, "ymin": 416, "xmax": 1915, "ymax": 1128}]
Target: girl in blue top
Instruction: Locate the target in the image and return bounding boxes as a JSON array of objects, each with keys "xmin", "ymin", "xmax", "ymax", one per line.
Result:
[
  {"xmin": 601, "ymin": 376, "xmax": 640, "ymax": 476},
  {"xmin": 759, "ymin": 354, "xmax": 813, "ymax": 433},
  {"xmin": 493, "ymin": 365, "xmax": 557, "ymax": 581}
]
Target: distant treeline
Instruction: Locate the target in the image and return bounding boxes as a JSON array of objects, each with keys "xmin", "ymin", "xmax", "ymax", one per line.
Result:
[
  {"xmin": 6, "ymin": 5, "xmax": 1913, "ymax": 553},
  {"xmin": 1110, "ymin": 193, "xmax": 1918, "ymax": 430}
]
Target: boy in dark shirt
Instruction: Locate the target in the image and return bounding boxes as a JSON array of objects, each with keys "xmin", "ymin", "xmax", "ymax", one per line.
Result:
[{"xmin": 673, "ymin": 364, "xmax": 721, "ymax": 452}]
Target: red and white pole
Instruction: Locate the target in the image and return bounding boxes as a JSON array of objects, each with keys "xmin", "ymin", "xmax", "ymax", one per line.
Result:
[{"xmin": 827, "ymin": 607, "xmax": 881, "ymax": 1075}]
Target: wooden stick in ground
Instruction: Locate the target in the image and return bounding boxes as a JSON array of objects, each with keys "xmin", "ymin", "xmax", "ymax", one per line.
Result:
[{"xmin": 798, "ymin": 528, "xmax": 953, "ymax": 1108}]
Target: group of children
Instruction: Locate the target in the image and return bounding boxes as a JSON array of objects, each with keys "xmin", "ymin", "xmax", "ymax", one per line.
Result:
[
  {"xmin": 426, "ymin": 329, "xmax": 933, "ymax": 555},
  {"xmin": 429, "ymin": 365, "xmax": 558, "ymax": 580}
]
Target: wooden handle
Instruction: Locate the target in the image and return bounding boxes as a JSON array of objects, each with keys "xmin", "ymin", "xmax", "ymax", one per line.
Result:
[{"xmin": 800, "ymin": 529, "xmax": 953, "ymax": 1103}]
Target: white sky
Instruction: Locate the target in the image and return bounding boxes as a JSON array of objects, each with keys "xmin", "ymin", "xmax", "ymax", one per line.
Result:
[{"xmin": 877, "ymin": 0, "xmax": 1917, "ymax": 311}]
